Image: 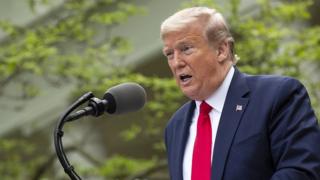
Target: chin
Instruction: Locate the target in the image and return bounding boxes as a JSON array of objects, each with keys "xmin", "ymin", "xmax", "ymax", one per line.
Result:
[
  {"xmin": 180, "ymin": 85, "xmax": 196, "ymax": 98},
  {"xmin": 184, "ymin": 91, "xmax": 205, "ymax": 101},
  {"xmin": 182, "ymin": 90, "xmax": 198, "ymax": 100}
]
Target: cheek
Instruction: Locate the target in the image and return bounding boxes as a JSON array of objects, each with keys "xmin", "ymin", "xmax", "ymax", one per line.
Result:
[
  {"xmin": 167, "ymin": 62, "xmax": 176, "ymax": 75},
  {"xmin": 195, "ymin": 59, "xmax": 217, "ymax": 78}
]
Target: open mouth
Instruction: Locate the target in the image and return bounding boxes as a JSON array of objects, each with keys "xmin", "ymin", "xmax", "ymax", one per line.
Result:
[{"xmin": 179, "ymin": 74, "xmax": 192, "ymax": 82}]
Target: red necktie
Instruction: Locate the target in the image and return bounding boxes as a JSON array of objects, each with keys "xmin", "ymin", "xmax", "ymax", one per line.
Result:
[{"xmin": 191, "ymin": 101, "xmax": 213, "ymax": 180}]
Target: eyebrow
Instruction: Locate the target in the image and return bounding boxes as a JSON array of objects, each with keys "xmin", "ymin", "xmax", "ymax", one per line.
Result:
[
  {"xmin": 163, "ymin": 40, "xmax": 193, "ymax": 51},
  {"xmin": 177, "ymin": 41, "xmax": 193, "ymax": 48},
  {"xmin": 162, "ymin": 35, "xmax": 200, "ymax": 54}
]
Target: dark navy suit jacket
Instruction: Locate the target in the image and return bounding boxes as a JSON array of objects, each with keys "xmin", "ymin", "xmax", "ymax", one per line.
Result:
[{"xmin": 165, "ymin": 68, "xmax": 320, "ymax": 180}]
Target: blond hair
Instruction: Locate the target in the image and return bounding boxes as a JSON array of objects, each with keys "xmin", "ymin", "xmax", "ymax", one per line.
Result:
[{"xmin": 160, "ymin": 7, "xmax": 237, "ymax": 63}]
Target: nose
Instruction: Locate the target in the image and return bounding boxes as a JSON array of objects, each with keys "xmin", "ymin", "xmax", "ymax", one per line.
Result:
[{"xmin": 172, "ymin": 51, "xmax": 186, "ymax": 68}]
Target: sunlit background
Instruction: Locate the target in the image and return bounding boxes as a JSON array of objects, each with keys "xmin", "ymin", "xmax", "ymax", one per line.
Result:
[{"xmin": 0, "ymin": 0, "xmax": 319, "ymax": 179}]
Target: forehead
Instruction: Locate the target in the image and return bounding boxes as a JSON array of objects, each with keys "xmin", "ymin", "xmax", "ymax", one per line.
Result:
[{"xmin": 162, "ymin": 25, "xmax": 206, "ymax": 49}]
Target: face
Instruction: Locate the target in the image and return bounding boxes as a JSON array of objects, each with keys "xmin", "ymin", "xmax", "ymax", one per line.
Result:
[{"xmin": 162, "ymin": 22, "xmax": 231, "ymax": 100}]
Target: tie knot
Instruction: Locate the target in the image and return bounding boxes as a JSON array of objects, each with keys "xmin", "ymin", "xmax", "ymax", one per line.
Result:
[{"xmin": 200, "ymin": 101, "xmax": 212, "ymax": 114}]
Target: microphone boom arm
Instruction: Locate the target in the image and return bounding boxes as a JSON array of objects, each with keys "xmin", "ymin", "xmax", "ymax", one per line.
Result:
[{"xmin": 53, "ymin": 92, "xmax": 94, "ymax": 180}]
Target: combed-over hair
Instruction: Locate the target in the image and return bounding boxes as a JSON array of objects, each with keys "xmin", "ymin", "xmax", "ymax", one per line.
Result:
[{"xmin": 160, "ymin": 7, "xmax": 236, "ymax": 63}]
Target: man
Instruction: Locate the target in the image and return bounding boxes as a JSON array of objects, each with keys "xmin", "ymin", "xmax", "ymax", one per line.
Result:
[{"xmin": 161, "ymin": 7, "xmax": 320, "ymax": 180}]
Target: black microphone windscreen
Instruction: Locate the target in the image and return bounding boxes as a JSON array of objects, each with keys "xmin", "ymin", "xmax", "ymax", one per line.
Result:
[{"xmin": 103, "ymin": 82, "xmax": 147, "ymax": 114}]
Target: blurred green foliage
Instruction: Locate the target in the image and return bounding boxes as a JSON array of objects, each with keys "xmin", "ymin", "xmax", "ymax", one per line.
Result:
[
  {"xmin": 95, "ymin": 155, "xmax": 155, "ymax": 179},
  {"xmin": 0, "ymin": 0, "xmax": 145, "ymax": 97},
  {"xmin": 0, "ymin": 0, "xmax": 319, "ymax": 179},
  {"xmin": 0, "ymin": 138, "xmax": 45, "ymax": 180}
]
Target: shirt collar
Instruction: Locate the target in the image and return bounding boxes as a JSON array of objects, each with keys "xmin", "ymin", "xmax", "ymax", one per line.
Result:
[{"xmin": 195, "ymin": 66, "xmax": 235, "ymax": 113}]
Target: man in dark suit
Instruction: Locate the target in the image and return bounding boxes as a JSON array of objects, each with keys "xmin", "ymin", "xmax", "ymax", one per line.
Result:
[{"xmin": 160, "ymin": 7, "xmax": 320, "ymax": 180}]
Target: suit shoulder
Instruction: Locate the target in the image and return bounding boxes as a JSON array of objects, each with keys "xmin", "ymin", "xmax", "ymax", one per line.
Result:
[
  {"xmin": 245, "ymin": 74, "xmax": 303, "ymax": 91},
  {"xmin": 244, "ymin": 73, "xmax": 310, "ymax": 115}
]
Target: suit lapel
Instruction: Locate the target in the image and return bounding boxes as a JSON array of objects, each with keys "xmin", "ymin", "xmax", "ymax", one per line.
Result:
[
  {"xmin": 211, "ymin": 68, "xmax": 250, "ymax": 180},
  {"xmin": 177, "ymin": 101, "xmax": 195, "ymax": 179}
]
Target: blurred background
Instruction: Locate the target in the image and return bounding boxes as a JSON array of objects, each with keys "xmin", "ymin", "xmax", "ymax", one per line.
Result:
[{"xmin": 0, "ymin": 0, "xmax": 319, "ymax": 179}]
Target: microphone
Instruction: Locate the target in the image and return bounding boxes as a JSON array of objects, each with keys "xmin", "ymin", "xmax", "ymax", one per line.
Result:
[
  {"xmin": 66, "ymin": 82, "xmax": 147, "ymax": 121},
  {"xmin": 104, "ymin": 82, "xmax": 147, "ymax": 114}
]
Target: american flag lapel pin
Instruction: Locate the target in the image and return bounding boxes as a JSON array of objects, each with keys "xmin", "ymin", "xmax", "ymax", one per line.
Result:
[{"xmin": 236, "ymin": 105, "xmax": 243, "ymax": 112}]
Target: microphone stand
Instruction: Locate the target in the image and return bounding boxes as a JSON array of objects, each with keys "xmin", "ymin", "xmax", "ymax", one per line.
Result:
[
  {"xmin": 53, "ymin": 82, "xmax": 146, "ymax": 179},
  {"xmin": 53, "ymin": 92, "xmax": 94, "ymax": 180},
  {"xmin": 54, "ymin": 91, "xmax": 111, "ymax": 179}
]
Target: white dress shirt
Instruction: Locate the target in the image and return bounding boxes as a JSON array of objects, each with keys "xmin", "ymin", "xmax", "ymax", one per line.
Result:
[{"xmin": 183, "ymin": 66, "xmax": 235, "ymax": 180}]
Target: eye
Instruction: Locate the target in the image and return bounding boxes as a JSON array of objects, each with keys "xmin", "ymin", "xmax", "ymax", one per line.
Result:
[
  {"xmin": 181, "ymin": 45, "xmax": 193, "ymax": 55},
  {"xmin": 164, "ymin": 51, "xmax": 174, "ymax": 60}
]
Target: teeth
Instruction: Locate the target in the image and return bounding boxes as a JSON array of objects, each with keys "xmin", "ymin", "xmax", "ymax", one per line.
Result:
[{"xmin": 180, "ymin": 74, "xmax": 192, "ymax": 82}]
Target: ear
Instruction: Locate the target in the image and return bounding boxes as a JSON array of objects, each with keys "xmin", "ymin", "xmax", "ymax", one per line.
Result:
[{"xmin": 216, "ymin": 40, "xmax": 229, "ymax": 63}]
